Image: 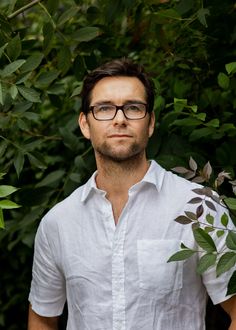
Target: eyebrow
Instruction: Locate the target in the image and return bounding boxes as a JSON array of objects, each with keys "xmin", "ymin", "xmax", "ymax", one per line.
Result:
[{"xmin": 91, "ymin": 100, "xmax": 147, "ymax": 106}]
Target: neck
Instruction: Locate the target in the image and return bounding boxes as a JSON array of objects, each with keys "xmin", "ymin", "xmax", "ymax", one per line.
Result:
[{"xmin": 95, "ymin": 153, "xmax": 150, "ymax": 195}]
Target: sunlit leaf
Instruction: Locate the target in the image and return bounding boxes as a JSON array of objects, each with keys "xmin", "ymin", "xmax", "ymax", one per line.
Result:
[
  {"xmin": 225, "ymin": 62, "xmax": 236, "ymax": 75},
  {"xmin": 0, "ymin": 185, "xmax": 18, "ymax": 198},
  {"xmin": 0, "ymin": 200, "xmax": 20, "ymax": 209},
  {"xmin": 218, "ymin": 72, "xmax": 230, "ymax": 90}
]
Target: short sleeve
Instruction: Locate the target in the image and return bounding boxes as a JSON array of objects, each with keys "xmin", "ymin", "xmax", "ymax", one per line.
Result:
[
  {"xmin": 201, "ymin": 200, "xmax": 236, "ymax": 305},
  {"xmin": 28, "ymin": 217, "xmax": 66, "ymax": 317}
]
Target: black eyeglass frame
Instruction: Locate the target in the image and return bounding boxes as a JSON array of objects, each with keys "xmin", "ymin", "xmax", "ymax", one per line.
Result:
[{"xmin": 89, "ymin": 103, "xmax": 148, "ymax": 121}]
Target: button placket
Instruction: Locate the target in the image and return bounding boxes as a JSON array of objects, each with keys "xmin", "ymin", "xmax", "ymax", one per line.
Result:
[{"xmin": 111, "ymin": 202, "xmax": 130, "ymax": 330}]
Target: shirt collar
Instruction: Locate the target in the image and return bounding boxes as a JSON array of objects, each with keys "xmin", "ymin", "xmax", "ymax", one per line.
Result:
[{"xmin": 80, "ymin": 160, "xmax": 165, "ymax": 203}]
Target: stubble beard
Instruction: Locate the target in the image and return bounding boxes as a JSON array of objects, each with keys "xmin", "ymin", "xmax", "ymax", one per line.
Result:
[{"xmin": 94, "ymin": 139, "xmax": 148, "ymax": 164}]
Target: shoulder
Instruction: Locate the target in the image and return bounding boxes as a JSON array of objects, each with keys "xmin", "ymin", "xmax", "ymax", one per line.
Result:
[
  {"xmin": 39, "ymin": 184, "xmax": 85, "ymax": 231},
  {"xmin": 152, "ymin": 160, "xmax": 203, "ymax": 192}
]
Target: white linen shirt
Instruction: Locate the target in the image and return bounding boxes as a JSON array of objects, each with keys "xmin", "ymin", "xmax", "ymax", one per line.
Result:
[{"xmin": 29, "ymin": 160, "xmax": 233, "ymax": 330}]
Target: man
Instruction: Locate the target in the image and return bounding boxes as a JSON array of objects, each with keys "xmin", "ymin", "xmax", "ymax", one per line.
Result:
[{"xmin": 28, "ymin": 58, "xmax": 236, "ymax": 329}]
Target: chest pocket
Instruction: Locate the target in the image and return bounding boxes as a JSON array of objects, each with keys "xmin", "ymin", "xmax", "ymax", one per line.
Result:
[{"xmin": 137, "ymin": 239, "xmax": 183, "ymax": 304}]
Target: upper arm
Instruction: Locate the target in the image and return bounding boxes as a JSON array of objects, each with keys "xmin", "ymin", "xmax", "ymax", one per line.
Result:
[
  {"xmin": 221, "ymin": 296, "xmax": 236, "ymax": 322},
  {"xmin": 28, "ymin": 304, "xmax": 59, "ymax": 330}
]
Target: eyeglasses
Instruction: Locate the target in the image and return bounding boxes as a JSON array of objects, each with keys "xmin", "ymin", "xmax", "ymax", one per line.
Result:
[{"xmin": 89, "ymin": 103, "xmax": 148, "ymax": 121}]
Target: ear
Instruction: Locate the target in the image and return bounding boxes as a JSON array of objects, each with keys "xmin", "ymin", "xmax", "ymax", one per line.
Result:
[
  {"xmin": 78, "ymin": 112, "xmax": 91, "ymax": 140},
  {"xmin": 148, "ymin": 111, "xmax": 155, "ymax": 138}
]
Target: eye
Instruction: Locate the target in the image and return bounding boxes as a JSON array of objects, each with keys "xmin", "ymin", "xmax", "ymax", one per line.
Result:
[
  {"xmin": 96, "ymin": 105, "xmax": 114, "ymax": 112},
  {"xmin": 125, "ymin": 104, "xmax": 143, "ymax": 112}
]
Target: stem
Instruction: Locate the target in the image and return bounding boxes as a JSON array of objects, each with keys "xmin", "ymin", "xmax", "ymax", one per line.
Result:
[{"xmin": 8, "ymin": 0, "xmax": 44, "ymax": 20}]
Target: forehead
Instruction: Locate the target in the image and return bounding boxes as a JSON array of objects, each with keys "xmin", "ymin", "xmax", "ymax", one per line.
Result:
[{"xmin": 90, "ymin": 76, "xmax": 146, "ymax": 104}]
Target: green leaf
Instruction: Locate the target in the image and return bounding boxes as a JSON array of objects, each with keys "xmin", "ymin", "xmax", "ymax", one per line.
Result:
[
  {"xmin": 225, "ymin": 62, "xmax": 236, "ymax": 75},
  {"xmin": 43, "ymin": 22, "xmax": 54, "ymax": 54},
  {"xmin": 9, "ymin": 85, "xmax": 18, "ymax": 99},
  {"xmin": 221, "ymin": 213, "xmax": 229, "ymax": 227},
  {"xmin": 205, "ymin": 119, "xmax": 220, "ymax": 128},
  {"xmin": 218, "ymin": 72, "xmax": 230, "ymax": 89},
  {"xmin": 72, "ymin": 27, "xmax": 101, "ymax": 42},
  {"xmin": 167, "ymin": 249, "xmax": 196, "ymax": 262},
  {"xmin": 0, "ymin": 185, "xmax": 18, "ymax": 198},
  {"xmin": 17, "ymin": 86, "xmax": 41, "ymax": 103},
  {"xmin": 0, "ymin": 82, "xmax": 3, "ymax": 105},
  {"xmin": 6, "ymin": 34, "xmax": 21, "ymax": 61},
  {"xmin": 34, "ymin": 71, "xmax": 59, "ymax": 88},
  {"xmin": 197, "ymin": 253, "xmax": 217, "ymax": 274},
  {"xmin": 1, "ymin": 59, "xmax": 26, "ymax": 78},
  {"xmin": 0, "ymin": 43, "xmax": 8, "ymax": 59},
  {"xmin": 206, "ymin": 214, "xmax": 214, "ymax": 225},
  {"xmin": 0, "ymin": 208, "xmax": 4, "ymax": 229},
  {"xmin": 57, "ymin": 6, "xmax": 79, "ymax": 26},
  {"xmin": 58, "ymin": 46, "xmax": 71, "ymax": 76},
  {"xmin": 193, "ymin": 227, "xmax": 217, "ymax": 252},
  {"xmin": 20, "ymin": 53, "xmax": 44, "ymax": 72},
  {"xmin": 217, "ymin": 230, "xmax": 225, "ymax": 238},
  {"xmin": 27, "ymin": 153, "xmax": 46, "ymax": 169},
  {"xmin": 13, "ymin": 151, "xmax": 25, "ymax": 177},
  {"xmin": 36, "ymin": 170, "xmax": 65, "ymax": 188},
  {"xmin": 226, "ymin": 231, "xmax": 236, "ymax": 251},
  {"xmin": 0, "ymin": 200, "xmax": 20, "ymax": 209},
  {"xmin": 227, "ymin": 271, "xmax": 236, "ymax": 295},
  {"xmin": 172, "ymin": 117, "xmax": 202, "ymax": 127},
  {"xmin": 197, "ymin": 8, "xmax": 210, "ymax": 27},
  {"xmin": 189, "ymin": 127, "xmax": 214, "ymax": 141},
  {"xmin": 224, "ymin": 198, "xmax": 236, "ymax": 210},
  {"xmin": 216, "ymin": 252, "xmax": 236, "ymax": 277}
]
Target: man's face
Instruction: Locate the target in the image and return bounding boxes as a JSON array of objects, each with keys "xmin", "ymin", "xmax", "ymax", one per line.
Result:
[{"xmin": 79, "ymin": 76, "xmax": 155, "ymax": 163}]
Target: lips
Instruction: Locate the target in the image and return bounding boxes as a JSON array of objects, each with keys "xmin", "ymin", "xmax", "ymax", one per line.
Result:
[{"xmin": 108, "ymin": 134, "xmax": 132, "ymax": 138}]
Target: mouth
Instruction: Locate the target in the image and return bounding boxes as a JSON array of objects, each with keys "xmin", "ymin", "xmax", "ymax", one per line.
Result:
[{"xmin": 108, "ymin": 134, "xmax": 132, "ymax": 138}]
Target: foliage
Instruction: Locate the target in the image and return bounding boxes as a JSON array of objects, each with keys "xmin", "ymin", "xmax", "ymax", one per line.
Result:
[
  {"xmin": 0, "ymin": 173, "xmax": 20, "ymax": 228},
  {"xmin": 0, "ymin": 0, "xmax": 235, "ymax": 329},
  {"xmin": 169, "ymin": 158, "xmax": 236, "ymax": 295}
]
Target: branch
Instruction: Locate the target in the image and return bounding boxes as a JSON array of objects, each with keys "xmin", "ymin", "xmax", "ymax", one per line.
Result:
[{"xmin": 8, "ymin": 0, "xmax": 44, "ymax": 20}]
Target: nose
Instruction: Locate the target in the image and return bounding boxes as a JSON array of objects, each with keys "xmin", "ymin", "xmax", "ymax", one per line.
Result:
[{"xmin": 112, "ymin": 108, "xmax": 127, "ymax": 124}]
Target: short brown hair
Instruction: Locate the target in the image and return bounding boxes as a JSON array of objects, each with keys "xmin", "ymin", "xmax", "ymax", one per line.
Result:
[{"xmin": 80, "ymin": 58, "xmax": 155, "ymax": 114}]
